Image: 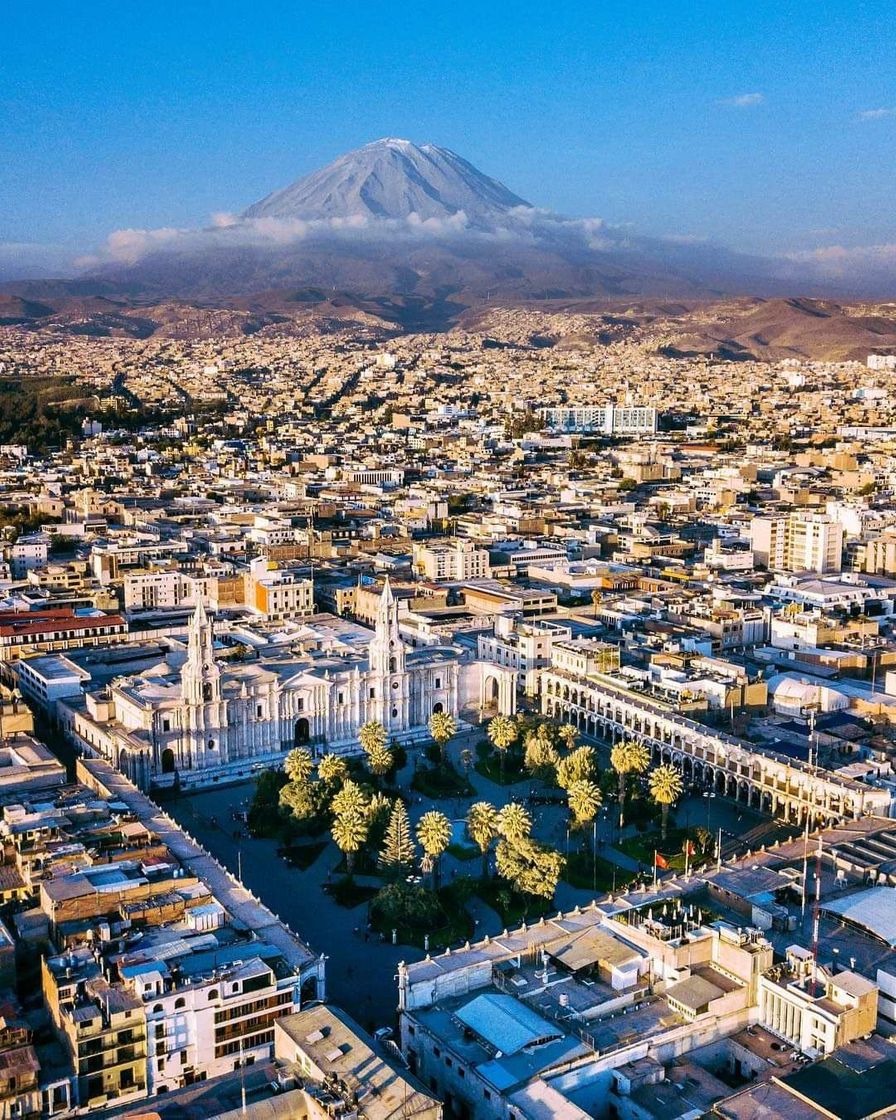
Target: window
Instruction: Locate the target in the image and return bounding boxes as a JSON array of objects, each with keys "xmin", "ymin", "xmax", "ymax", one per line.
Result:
[
  {"xmin": 208, "ymin": 989, "xmax": 218, "ymax": 1000},
  {"xmin": 435, "ymin": 677, "xmax": 441, "ymax": 688},
  {"xmin": 174, "ymin": 998, "xmax": 185, "ymax": 1010}
]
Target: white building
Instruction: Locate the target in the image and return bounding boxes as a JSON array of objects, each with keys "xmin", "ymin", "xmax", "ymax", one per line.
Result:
[
  {"xmin": 541, "ymin": 404, "xmax": 658, "ymax": 434},
  {"xmin": 66, "ymin": 581, "xmax": 471, "ymax": 790},
  {"xmin": 750, "ymin": 512, "xmax": 844, "ymax": 574},
  {"xmin": 413, "ymin": 539, "xmax": 490, "ymax": 581}
]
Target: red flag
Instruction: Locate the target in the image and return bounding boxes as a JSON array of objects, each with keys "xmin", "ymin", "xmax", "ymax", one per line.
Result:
[
  {"xmin": 685, "ymin": 841, "xmax": 695, "ymax": 856},
  {"xmin": 655, "ymin": 852, "xmax": 669, "ymax": 869}
]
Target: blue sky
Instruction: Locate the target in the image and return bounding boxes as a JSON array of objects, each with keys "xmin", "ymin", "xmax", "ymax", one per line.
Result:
[{"xmin": 2, "ymin": 0, "xmax": 895, "ymax": 271}]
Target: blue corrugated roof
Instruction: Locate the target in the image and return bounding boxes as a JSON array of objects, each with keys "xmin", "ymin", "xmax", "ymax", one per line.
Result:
[{"xmin": 455, "ymin": 993, "xmax": 559, "ymax": 1055}]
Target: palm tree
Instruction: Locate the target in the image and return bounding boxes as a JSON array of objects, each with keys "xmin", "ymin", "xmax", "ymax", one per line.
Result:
[
  {"xmin": 331, "ymin": 811, "xmax": 369, "ymax": 878},
  {"xmin": 591, "ymin": 588, "xmax": 602, "ymax": 618},
  {"xmin": 359, "ymin": 720, "xmax": 387, "ymax": 756},
  {"xmin": 331, "ymin": 779, "xmax": 368, "ymax": 820},
  {"xmin": 558, "ymin": 724, "xmax": 578, "ymax": 752},
  {"xmin": 429, "ymin": 710, "xmax": 457, "ymax": 764},
  {"xmin": 416, "ymin": 810, "xmax": 452, "ymax": 888},
  {"xmin": 497, "ymin": 801, "xmax": 532, "ymax": 842},
  {"xmin": 649, "ymin": 764, "xmax": 684, "ymax": 841},
  {"xmin": 487, "ymin": 715, "xmax": 517, "ymax": 781},
  {"xmin": 283, "ymin": 747, "xmax": 314, "ymax": 784},
  {"xmin": 466, "ymin": 801, "xmax": 498, "ymax": 878},
  {"xmin": 523, "ymin": 731, "xmax": 558, "ymax": 779},
  {"xmin": 567, "ymin": 779, "xmax": 602, "ymax": 849},
  {"xmin": 365, "ymin": 744, "xmax": 394, "ymax": 778},
  {"xmin": 610, "ymin": 740, "xmax": 651, "ymax": 828},
  {"xmin": 555, "ymin": 745, "xmax": 596, "ymax": 790},
  {"xmin": 318, "ymin": 753, "xmax": 348, "ymax": 786}
]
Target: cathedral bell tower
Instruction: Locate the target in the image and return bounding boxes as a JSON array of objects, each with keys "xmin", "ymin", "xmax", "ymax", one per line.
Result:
[
  {"xmin": 179, "ymin": 598, "xmax": 226, "ymax": 768},
  {"xmin": 369, "ymin": 578, "xmax": 409, "ymax": 732}
]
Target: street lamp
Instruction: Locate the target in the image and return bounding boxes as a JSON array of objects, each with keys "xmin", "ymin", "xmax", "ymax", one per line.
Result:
[{"xmin": 703, "ymin": 791, "xmax": 716, "ymax": 830}]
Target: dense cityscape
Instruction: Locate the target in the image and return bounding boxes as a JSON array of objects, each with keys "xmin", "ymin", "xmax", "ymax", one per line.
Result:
[{"xmin": 0, "ymin": 315, "xmax": 896, "ymax": 1120}]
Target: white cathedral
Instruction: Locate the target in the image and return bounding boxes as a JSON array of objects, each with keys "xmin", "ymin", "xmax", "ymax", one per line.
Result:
[{"xmin": 67, "ymin": 581, "xmax": 512, "ymax": 791}]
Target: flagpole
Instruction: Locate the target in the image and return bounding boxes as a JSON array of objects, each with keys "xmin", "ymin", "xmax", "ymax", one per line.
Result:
[
  {"xmin": 653, "ymin": 850, "xmax": 658, "ymax": 889},
  {"xmin": 684, "ymin": 840, "xmax": 690, "ymax": 878}
]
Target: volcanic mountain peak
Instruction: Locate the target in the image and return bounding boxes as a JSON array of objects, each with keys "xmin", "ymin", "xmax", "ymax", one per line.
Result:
[{"xmin": 242, "ymin": 137, "xmax": 531, "ymax": 223}]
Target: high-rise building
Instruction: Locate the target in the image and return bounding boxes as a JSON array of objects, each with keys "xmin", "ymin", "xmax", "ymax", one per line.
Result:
[{"xmin": 750, "ymin": 512, "xmax": 844, "ymax": 574}]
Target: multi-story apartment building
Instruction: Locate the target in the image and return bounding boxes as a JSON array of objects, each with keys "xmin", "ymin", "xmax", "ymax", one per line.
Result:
[
  {"xmin": 244, "ymin": 558, "xmax": 314, "ymax": 620},
  {"xmin": 43, "ymin": 952, "xmax": 148, "ymax": 1110},
  {"xmin": 750, "ymin": 512, "xmax": 844, "ymax": 574},
  {"xmin": 413, "ymin": 539, "xmax": 491, "ymax": 581},
  {"xmin": 0, "ymin": 608, "xmax": 127, "ymax": 663},
  {"xmin": 541, "ymin": 405, "xmax": 658, "ymax": 434}
]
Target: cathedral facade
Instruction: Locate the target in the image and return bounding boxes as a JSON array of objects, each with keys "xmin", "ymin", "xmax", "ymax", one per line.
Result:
[{"xmin": 68, "ymin": 581, "xmax": 466, "ymax": 790}]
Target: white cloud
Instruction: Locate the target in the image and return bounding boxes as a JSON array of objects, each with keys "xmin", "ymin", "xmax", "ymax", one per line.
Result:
[
  {"xmin": 719, "ymin": 92, "xmax": 764, "ymax": 108},
  {"xmin": 858, "ymin": 107, "xmax": 896, "ymax": 120}
]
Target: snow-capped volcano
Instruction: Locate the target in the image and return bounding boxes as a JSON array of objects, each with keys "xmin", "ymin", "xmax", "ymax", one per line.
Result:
[{"xmin": 242, "ymin": 137, "xmax": 531, "ymax": 223}]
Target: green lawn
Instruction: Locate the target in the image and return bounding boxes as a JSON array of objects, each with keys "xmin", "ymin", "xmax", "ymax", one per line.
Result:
[
  {"xmin": 411, "ymin": 764, "xmax": 474, "ymax": 799},
  {"xmin": 327, "ymin": 877, "xmax": 380, "ymax": 908},
  {"xmin": 446, "ymin": 843, "xmax": 480, "ymax": 862},
  {"xmin": 618, "ymin": 828, "xmax": 699, "ymax": 872},
  {"xmin": 278, "ymin": 840, "xmax": 328, "ymax": 870},
  {"xmin": 564, "ymin": 851, "xmax": 633, "ymax": 893},
  {"xmin": 474, "ymin": 751, "xmax": 527, "ymax": 785},
  {"xmin": 369, "ymin": 881, "xmax": 475, "ymax": 950},
  {"xmin": 474, "ymin": 879, "xmax": 552, "ymax": 926}
]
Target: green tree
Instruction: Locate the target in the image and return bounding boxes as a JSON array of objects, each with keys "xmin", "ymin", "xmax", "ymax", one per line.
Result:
[
  {"xmin": 331, "ymin": 811, "xmax": 369, "ymax": 878},
  {"xmin": 416, "ymin": 810, "xmax": 452, "ymax": 888},
  {"xmin": 556, "ymin": 745, "xmax": 596, "ymax": 790},
  {"xmin": 283, "ymin": 747, "xmax": 314, "ymax": 784},
  {"xmin": 495, "ymin": 837, "xmax": 565, "ymax": 901},
  {"xmin": 567, "ymin": 779, "xmax": 602, "ymax": 848},
  {"xmin": 610, "ymin": 740, "xmax": 651, "ymax": 828},
  {"xmin": 278, "ymin": 781, "xmax": 316, "ymax": 822},
  {"xmin": 497, "ymin": 801, "xmax": 532, "ymax": 842},
  {"xmin": 649, "ymin": 764, "xmax": 684, "ymax": 840},
  {"xmin": 467, "ymin": 801, "xmax": 498, "ymax": 878},
  {"xmin": 359, "ymin": 720, "xmax": 388, "ymax": 756},
  {"xmin": 523, "ymin": 730, "xmax": 559, "ymax": 779},
  {"xmin": 380, "ymin": 800, "xmax": 417, "ymax": 874},
  {"xmin": 331, "ymin": 779, "xmax": 368, "ymax": 820},
  {"xmin": 429, "ymin": 711, "xmax": 457, "ymax": 764},
  {"xmin": 558, "ymin": 723, "xmax": 578, "ymax": 751},
  {"xmin": 487, "ymin": 715, "xmax": 517, "ymax": 780},
  {"xmin": 366, "ymin": 744, "xmax": 394, "ymax": 778},
  {"xmin": 318, "ymin": 753, "xmax": 349, "ymax": 786}
]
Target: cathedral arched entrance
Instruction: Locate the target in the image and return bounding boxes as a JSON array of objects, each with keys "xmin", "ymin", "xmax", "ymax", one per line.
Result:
[
  {"xmin": 294, "ymin": 718, "xmax": 310, "ymax": 746},
  {"xmin": 483, "ymin": 676, "xmax": 500, "ymax": 714},
  {"xmin": 161, "ymin": 748, "xmax": 176, "ymax": 774},
  {"xmin": 433, "ymin": 702, "xmax": 444, "ymax": 715}
]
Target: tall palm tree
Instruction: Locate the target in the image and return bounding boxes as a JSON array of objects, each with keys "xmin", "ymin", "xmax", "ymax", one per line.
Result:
[
  {"xmin": 567, "ymin": 779, "xmax": 602, "ymax": 850},
  {"xmin": 487, "ymin": 715, "xmax": 517, "ymax": 781},
  {"xmin": 365, "ymin": 744, "xmax": 394, "ymax": 778},
  {"xmin": 318, "ymin": 753, "xmax": 348, "ymax": 786},
  {"xmin": 649, "ymin": 764, "xmax": 684, "ymax": 841},
  {"xmin": 429, "ymin": 711, "xmax": 457, "ymax": 764},
  {"xmin": 466, "ymin": 801, "xmax": 498, "ymax": 878},
  {"xmin": 283, "ymin": 747, "xmax": 314, "ymax": 784},
  {"xmin": 497, "ymin": 801, "xmax": 533, "ymax": 842},
  {"xmin": 331, "ymin": 779, "xmax": 368, "ymax": 820},
  {"xmin": 331, "ymin": 811, "xmax": 369, "ymax": 878},
  {"xmin": 558, "ymin": 724, "xmax": 578, "ymax": 752},
  {"xmin": 555, "ymin": 745, "xmax": 596, "ymax": 790},
  {"xmin": 359, "ymin": 720, "xmax": 388, "ymax": 756},
  {"xmin": 610, "ymin": 740, "xmax": 651, "ymax": 828},
  {"xmin": 523, "ymin": 731, "xmax": 558, "ymax": 779},
  {"xmin": 416, "ymin": 810, "xmax": 452, "ymax": 888}
]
